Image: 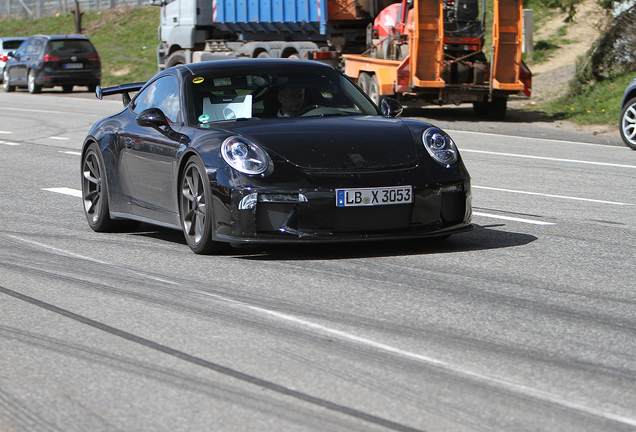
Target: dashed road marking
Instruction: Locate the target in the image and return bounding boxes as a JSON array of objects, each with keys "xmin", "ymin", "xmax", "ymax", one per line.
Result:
[{"xmin": 42, "ymin": 187, "xmax": 82, "ymax": 198}]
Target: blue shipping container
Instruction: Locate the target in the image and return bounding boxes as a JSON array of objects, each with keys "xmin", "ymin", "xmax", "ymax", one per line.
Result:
[{"xmin": 213, "ymin": 0, "xmax": 327, "ymax": 35}]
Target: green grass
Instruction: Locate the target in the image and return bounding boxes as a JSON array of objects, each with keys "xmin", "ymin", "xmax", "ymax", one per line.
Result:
[
  {"xmin": 537, "ymin": 71, "xmax": 634, "ymax": 125},
  {"xmin": 0, "ymin": 7, "xmax": 160, "ymax": 86}
]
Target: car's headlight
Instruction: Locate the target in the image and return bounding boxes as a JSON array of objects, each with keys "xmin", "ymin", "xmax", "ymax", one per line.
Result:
[
  {"xmin": 221, "ymin": 136, "xmax": 272, "ymax": 176},
  {"xmin": 422, "ymin": 127, "xmax": 458, "ymax": 167}
]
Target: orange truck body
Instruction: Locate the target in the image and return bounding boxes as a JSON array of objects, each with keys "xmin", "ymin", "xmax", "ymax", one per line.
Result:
[{"xmin": 344, "ymin": 0, "xmax": 531, "ymax": 117}]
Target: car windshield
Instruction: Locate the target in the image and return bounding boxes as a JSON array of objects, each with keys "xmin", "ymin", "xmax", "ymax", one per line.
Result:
[
  {"xmin": 46, "ymin": 39, "xmax": 96, "ymax": 55},
  {"xmin": 186, "ymin": 65, "xmax": 379, "ymax": 126},
  {"xmin": 2, "ymin": 40, "xmax": 24, "ymax": 50}
]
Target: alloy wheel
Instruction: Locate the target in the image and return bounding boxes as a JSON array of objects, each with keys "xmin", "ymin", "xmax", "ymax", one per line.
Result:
[
  {"xmin": 28, "ymin": 70, "xmax": 41, "ymax": 93},
  {"xmin": 82, "ymin": 149, "xmax": 104, "ymax": 226},
  {"xmin": 3, "ymin": 70, "xmax": 14, "ymax": 92},
  {"xmin": 620, "ymin": 98, "xmax": 636, "ymax": 150},
  {"xmin": 181, "ymin": 161, "xmax": 208, "ymax": 246}
]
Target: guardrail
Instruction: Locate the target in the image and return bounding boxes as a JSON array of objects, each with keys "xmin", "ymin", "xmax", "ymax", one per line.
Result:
[{"xmin": 1, "ymin": 0, "xmax": 144, "ymax": 20}]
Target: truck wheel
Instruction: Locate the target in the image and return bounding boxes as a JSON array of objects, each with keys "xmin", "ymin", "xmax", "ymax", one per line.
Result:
[
  {"xmin": 257, "ymin": 51, "xmax": 270, "ymax": 58},
  {"xmin": 368, "ymin": 74, "xmax": 381, "ymax": 106},
  {"xmin": 472, "ymin": 101, "xmax": 488, "ymax": 115},
  {"xmin": 166, "ymin": 51, "xmax": 186, "ymax": 68},
  {"xmin": 358, "ymin": 73, "xmax": 370, "ymax": 94},
  {"xmin": 488, "ymin": 97, "xmax": 507, "ymax": 120}
]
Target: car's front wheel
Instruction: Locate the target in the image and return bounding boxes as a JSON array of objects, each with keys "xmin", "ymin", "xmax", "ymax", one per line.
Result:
[
  {"xmin": 82, "ymin": 143, "xmax": 117, "ymax": 231},
  {"xmin": 27, "ymin": 70, "xmax": 42, "ymax": 94},
  {"xmin": 3, "ymin": 69, "xmax": 15, "ymax": 92},
  {"xmin": 620, "ymin": 97, "xmax": 636, "ymax": 150},
  {"xmin": 179, "ymin": 157, "xmax": 225, "ymax": 254}
]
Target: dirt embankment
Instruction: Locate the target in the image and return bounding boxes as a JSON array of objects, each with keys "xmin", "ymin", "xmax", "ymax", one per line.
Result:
[{"xmin": 523, "ymin": 0, "xmax": 620, "ymax": 139}]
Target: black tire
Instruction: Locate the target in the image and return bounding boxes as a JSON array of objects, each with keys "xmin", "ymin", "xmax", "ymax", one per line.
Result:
[
  {"xmin": 27, "ymin": 70, "xmax": 42, "ymax": 94},
  {"xmin": 620, "ymin": 96, "xmax": 636, "ymax": 150},
  {"xmin": 487, "ymin": 97, "xmax": 507, "ymax": 120},
  {"xmin": 166, "ymin": 50, "xmax": 186, "ymax": 68},
  {"xmin": 472, "ymin": 101, "xmax": 488, "ymax": 115},
  {"xmin": 179, "ymin": 157, "xmax": 225, "ymax": 254},
  {"xmin": 3, "ymin": 69, "xmax": 15, "ymax": 92},
  {"xmin": 62, "ymin": 85, "xmax": 74, "ymax": 93},
  {"xmin": 82, "ymin": 143, "xmax": 119, "ymax": 232}
]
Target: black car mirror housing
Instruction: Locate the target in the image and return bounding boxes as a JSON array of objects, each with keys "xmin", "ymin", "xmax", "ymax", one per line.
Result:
[
  {"xmin": 136, "ymin": 108, "xmax": 170, "ymax": 129},
  {"xmin": 381, "ymin": 98, "xmax": 403, "ymax": 118}
]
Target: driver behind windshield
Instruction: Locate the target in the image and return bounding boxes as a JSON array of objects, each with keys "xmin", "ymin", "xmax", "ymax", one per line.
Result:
[{"xmin": 277, "ymin": 85, "xmax": 305, "ymax": 117}]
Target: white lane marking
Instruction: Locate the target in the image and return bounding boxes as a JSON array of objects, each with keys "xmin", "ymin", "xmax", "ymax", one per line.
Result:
[
  {"xmin": 0, "ymin": 130, "xmax": 13, "ymax": 134},
  {"xmin": 62, "ymin": 151, "xmax": 82, "ymax": 155},
  {"xmin": 461, "ymin": 149, "xmax": 636, "ymax": 169},
  {"xmin": 474, "ymin": 186, "xmax": 633, "ymax": 206},
  {"xmin": 7, "ymin": 235, "xmax": 178, "ymax": 286},
  {"xmin": 200, "ymin": 291, "xmax": 636, "ymax": 428},
  {"xmin": 0, "ymin": 106, "xmax": 107, "ymax": 117},
  {"xmin": 49, "ymin": 136, "xmax": 69, "ymax": 140},
  {"xmin": 472, "ymin": 211, "xmax": 555, "ymax": 225},
  {"xmin": 0, "ymin": 141, "xmax": 20, "ymax": 146},
  {"xmin": 447, "ymin": 129, "xmax": 622, "ymax": 148},
  {"xmin": 42, "ymin": 187, "xmax": 82, "ymax": 198}
]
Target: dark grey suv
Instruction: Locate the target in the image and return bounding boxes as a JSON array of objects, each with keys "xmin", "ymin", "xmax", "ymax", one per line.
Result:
[{"xmin": 2, "ymin": 34, "xmax": 101, "ymax": 93}]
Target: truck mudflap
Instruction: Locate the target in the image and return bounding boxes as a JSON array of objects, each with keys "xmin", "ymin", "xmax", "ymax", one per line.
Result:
[{"xmin": 519, "ymin": 59, "xmax": 532, "ymax": 97}]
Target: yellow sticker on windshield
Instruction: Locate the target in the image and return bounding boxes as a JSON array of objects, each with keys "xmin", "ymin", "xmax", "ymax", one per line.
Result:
[{"xmin": 193, "ymin": 77, "xmax": 204, "ymax": 84}]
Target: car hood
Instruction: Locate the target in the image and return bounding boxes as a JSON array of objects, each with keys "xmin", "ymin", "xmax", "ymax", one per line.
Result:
[{"xmin": 219, "ymin": 116, "xmax": 419, "ymax": 170}]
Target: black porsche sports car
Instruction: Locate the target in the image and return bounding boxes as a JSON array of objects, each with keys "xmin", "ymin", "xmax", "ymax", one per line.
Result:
[{"xmin": 81, "ymin": 59, "xmax": 472, "ymax": 254}]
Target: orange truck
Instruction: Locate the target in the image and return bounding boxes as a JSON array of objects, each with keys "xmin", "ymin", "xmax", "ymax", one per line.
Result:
[{"xmin": 344, "ymin": 0, "xmax": 532, "ymax": 119}]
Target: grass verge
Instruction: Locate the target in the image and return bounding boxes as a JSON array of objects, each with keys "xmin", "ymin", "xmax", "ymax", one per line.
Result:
[{"xmin": 0, "ymin": 7, "xmax": 160, "ymax": 87}]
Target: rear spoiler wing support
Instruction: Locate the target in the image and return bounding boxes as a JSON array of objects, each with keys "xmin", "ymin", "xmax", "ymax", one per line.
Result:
[{"xmin": 96, "ymin": 82, "xmax": 146, "ymax": 107}]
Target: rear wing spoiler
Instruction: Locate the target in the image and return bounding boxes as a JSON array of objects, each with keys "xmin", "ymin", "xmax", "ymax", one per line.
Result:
[{"xmin": 96, "ymin": 82, "xmax": 146, "ymax": 107}]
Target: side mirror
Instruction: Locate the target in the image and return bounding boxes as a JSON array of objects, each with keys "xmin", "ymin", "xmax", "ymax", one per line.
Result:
[
  {"xmin": 136, "ymin": 108, "xmax": 170, "ymax": 129},
  {"xmin": 381, "ymin": 97, "xmax": 403, "ymax": 118}
]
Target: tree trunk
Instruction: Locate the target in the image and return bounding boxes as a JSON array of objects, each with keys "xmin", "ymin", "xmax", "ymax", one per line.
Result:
[{"xmin": 72, "ymin": 0, "xmax": 82, "ymax": 34}]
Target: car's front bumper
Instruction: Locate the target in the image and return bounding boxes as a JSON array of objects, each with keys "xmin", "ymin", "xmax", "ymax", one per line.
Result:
[{"xmin": 210, "ymin": 180, "xmax": 473, "ymax": 244}]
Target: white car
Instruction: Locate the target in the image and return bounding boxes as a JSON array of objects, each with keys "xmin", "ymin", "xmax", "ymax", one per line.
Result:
[{"xmin": 0, "ymin": 37, "xmax": 26, "ymax": 82}]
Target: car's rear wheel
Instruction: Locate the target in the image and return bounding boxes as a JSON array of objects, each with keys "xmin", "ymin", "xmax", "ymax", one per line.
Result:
[
  {"xmin": 3, "ymin": 70, "xmax": 15, "ymax": 92},
  {"xmin": 179, "ymin": 157, "xmax": 225, "ymax": 254},
  {"xmin": 27, "ymin": 70, "xmax": 41, "ymax": 94},
  {"xmin": 62, "ymin": 85, "xmax": 73, "ymax": 92},
  {"xmin": 620, "ymin": 97, "xmax": 636, "ymax": 150},
  {"xmin": 82, "ymin": 143, "xmax": 118, "ymax": 232}
]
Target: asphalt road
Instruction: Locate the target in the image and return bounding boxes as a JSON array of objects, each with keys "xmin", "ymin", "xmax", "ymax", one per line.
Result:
[{"xmin": 1, "ymin": 89, "xmax": 635, "ymax": 432}]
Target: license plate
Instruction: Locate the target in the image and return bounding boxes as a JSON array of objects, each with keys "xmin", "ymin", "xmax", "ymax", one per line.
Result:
[
  {"xmin": 64, "ymin": 63, "xmax": 83, "ymax": 69},
  {"xmin": 336, "ymin": 186, "xmax": 413, "ymax": 207}
]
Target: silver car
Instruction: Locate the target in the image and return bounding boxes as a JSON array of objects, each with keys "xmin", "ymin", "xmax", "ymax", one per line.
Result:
[{"xmin": 0, "ymin": 37, "xmax": 26, "ymax": 82}]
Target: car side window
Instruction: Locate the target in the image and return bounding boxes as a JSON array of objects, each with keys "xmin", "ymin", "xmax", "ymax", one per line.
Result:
[
  {"xmin": 25, "ymin": 39, "xmax": 43, "ymax": 54},
  {"xmin": 15, "ymin": 40, "xmax": 29, "ymax": 56},
  {"xmin": 132, "ymin": 76, "xmax": 181, "ymax": 124}
]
